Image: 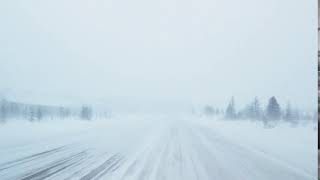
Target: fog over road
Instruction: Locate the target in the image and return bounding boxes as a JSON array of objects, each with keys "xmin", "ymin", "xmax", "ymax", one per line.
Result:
[{"xmin": 0, "ymin": 116, "xmax": 316, "ymax": 180}]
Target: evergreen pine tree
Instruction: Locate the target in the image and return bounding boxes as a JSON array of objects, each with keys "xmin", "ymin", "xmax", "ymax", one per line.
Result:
[
  {"xmin": 245, "ymin": 97, "xmax": 262, "ymax": 120},
  {"xmin": 284, "ymin": 102, "xmax": 294, "ymax": 121},
  {"xmin": 225, "ymin": 97, "xmax": 236, "ymax": 119},
  {"xmin": 266, "ymin": 96, "xmax": 281, "ymax": 120},
  {"xmin": 36, "ymin": 107, "xmax": 43, "ymax": 121},
  {"xmin": 80, "ymin": 105, "xmax": 93, "ymax": 120}
]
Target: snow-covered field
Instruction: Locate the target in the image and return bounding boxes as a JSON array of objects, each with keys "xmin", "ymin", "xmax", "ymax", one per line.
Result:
[{"xmin": 0, "ymin": 115, "xmax": 317, "ymax": 180}]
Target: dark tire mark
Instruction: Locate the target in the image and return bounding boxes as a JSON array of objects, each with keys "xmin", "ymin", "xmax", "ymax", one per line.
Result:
[
  {"xmin": 0, "ymin": 146, "xmax": 67, "ymax": 171},
  {"xmin": 80, "ymin": 154, "xmax": 122, "ymax": 180},
  {"xmin": 20, "ymin": 150, "xmax": 88, "ymax": 180},
  {"xmin": 63, "ymin": 152, "xmax": 110, "ymax": 180},
  {"xmin": 44, "ymin": 155, "xmax": 89, "ymax": 180},
  {"xmin": 95, "ymin": 156, "xmax": 124, "ymax": 179}
]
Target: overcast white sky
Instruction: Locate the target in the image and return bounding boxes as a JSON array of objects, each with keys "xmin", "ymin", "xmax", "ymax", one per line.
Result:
[{"xmin": 0, "ymin": 0, "xmax": 317, "ymax": 112}]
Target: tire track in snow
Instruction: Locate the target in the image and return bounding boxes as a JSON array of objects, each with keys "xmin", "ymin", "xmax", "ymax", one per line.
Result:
[
  {"xmin": 79, "ymin": 154, "xmax": 123, "ymax": 180},
  {"xmin": 0, "ymin": 146, "xmax": 67, "ymax": 171},
  {"xmin": 19, "ymin": 150, "xmax": 88, "ymax": 180},
  {"xmin": 121, "ymin": 124, "xmax": 208, "ymax": 180},
  {"xmin": 153, "ymin": 127, "xmax": 184, "ymax": 180},
  {"xmin": 117, "ymin": 127, "xmax": 172, "ymax": 180},
  {"xmin": 118, "ymin": 145, "xmax": 155, "ymax": 180},
  {"xmin": 62, "ymin": 152, "xmax": 109, "ymax": 180},
  {"xmin": 94, "ymin": 156, "xmax": 125, "ymax": 180}
]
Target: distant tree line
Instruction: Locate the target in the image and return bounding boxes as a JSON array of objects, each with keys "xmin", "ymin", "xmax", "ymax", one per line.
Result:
[
  {"xmin": 204, "ymin": 96, "xmax": 317, "ymax": 124},
  {"xmin": 203, "ymin": 105, "xmax": 224, "ymax": 116},
  {"xmin": 0, "ymin": 98, "xmax": 97, "ymax": 123}
]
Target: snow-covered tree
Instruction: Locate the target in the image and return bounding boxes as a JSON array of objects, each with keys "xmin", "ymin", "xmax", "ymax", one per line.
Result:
[
  {"xmin": 266, "ymin": 96, "xmax": 281, "ymax": 120},
  {"xmin": 252, "ymin": 97, "xmax": 262, "ymax": 119},
  {"xmin": 245, "ymin": 97, "xmax": 262, "ymax": 120},
  {"xmin": 284, "ymin": 102, "xmax": 294, "ymax": 121},
  {"xmin": 0, "ymin": 99, "xmax": 7, "ymax": 123},
  {"xmin": 225, "ymin": 97, "xmax": 237, "ymax": 119},
  {"xmin": 29, "ymin": 107, "xmax": 36, "ymax": 122},
  {"xmin": 36, "ymin": 107, "xmax": 43, "ymax": 121},
  {"xmin": 59, "ymin": 107, "xmax": 70, "ymax": 119},
  {"xmin": 204, "ymin": 105, "xmax": 215, "ymax": 116},
  {"xmin": 80, "ymin": 105, "xmax": 93, "ymax": 120}
]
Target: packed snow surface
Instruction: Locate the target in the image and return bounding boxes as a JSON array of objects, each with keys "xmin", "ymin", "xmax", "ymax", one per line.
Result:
[{"xmin": 0, "ymin": 115, "xmax": 317, "ymax": 180}]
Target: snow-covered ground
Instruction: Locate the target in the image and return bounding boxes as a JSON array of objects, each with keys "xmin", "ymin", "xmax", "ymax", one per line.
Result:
[{"xmin": 0, "ymin": 115, "xmax": 317, "ymax": 180}]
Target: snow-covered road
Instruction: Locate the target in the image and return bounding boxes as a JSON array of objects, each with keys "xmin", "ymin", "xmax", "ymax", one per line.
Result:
[{"xmin": 0, "ymin": 116, "xmax": 317, "ymax": 180}]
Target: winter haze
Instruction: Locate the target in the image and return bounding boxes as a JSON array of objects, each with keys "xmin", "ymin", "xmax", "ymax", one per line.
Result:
[
  {"xmin": 0, "ymin": 1, "xmax": 317, "ymax": 180},
  {"xmin": 0, "ymin": 0, "xmax": 317, "ymax": 112}
]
